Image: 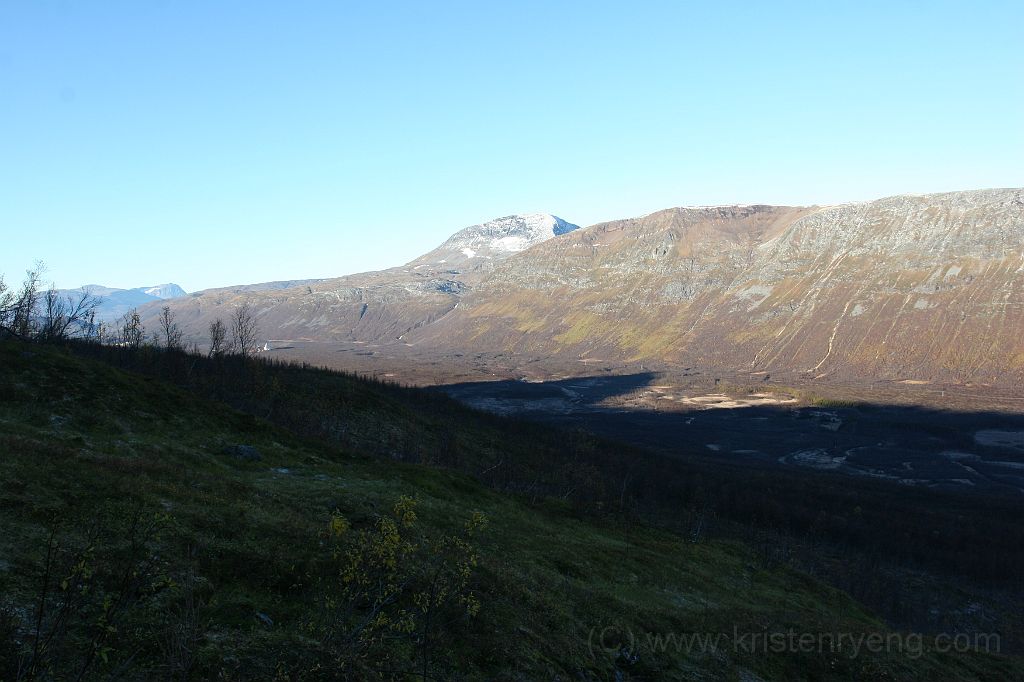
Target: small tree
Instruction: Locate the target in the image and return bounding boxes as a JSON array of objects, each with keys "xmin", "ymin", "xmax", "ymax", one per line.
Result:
[
  {"xmin": 0, "ymin": 263, "xmax": 98, "ymax": 341},
  {"xmin": 39, "ymin": 287, "xmax": 66, "ymax": 341},
  {"xmin": 230, "ymin": 302, "xmax": 259, "ymax": 356},
  {"xmin": 120, "ymin": 309, "xmax": 144, "ymax": 349},
  {"xmin": 317, "ymin": 497, "xmax": 486, "ymax": 678},
  {"xmin": 16, "ymin": 262, "xmax": 44, "ymax": 337},
  {"xmin": 0, "ymin": 275, "xmax": 8, "ymax": 327},
  {"xmin": 92, "ymin": 318, "xmax": 111, "ymax": 345},
  {"xmin": 208, "ymin": 318, "xmax": 227, "ymax": 357},
  {"xmin": 158, "ymin": 306, "xmax": 184, "ymax": 350},
  {"xmin": 6, "ymin": 507, "xmax": 172, "ymax": 680},
  {"xmin": 0, "ymin": 261, "xmax": 45, "ymax": 338},
  {"xmin": 38, "ymin": 287, "xmax": 100, "ymax": 341},
  {"xmin": 82, "ymin": 308, "xmax": 99, "ymax": 341}
]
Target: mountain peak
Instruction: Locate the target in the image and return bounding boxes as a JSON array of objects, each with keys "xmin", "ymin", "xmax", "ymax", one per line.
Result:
[
  {"xmin": 460, "ymin": 213, "xmax": 578, "ymax": 251},
  {"xmin": 410, "ymin": 213, "xmax": 580, "ymax": 268},
  {"xmin": 59, "ymin": 282, "xmax": 188, "ymax": 322},
  {"xmin": 140, "ymin": 283, "xmax": 187, "ymax": 299}
]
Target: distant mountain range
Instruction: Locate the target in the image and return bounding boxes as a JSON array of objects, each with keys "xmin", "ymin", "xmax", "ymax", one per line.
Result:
[
  {"xmin": 61, "ymin": 283, "xmax": 187, "ymax": 321},
  {"xmin": 140, "ymin": 189, "xmax": 1024, "ymax": 387}
]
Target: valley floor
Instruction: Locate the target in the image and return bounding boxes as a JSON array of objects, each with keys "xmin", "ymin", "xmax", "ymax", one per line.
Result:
[{"xmin": 255, "ymin": 341, "xmax": 1024, "ymax": 495}]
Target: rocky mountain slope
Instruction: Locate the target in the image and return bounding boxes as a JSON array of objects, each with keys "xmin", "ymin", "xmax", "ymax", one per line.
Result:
[
  {"xmin": 145, "ymin": 190, "xmax": 1024, "ymax": 386},
  {"xmin": 140, "ymin": 214, "xmax": 577, "ymax": 344},
  {"xmin": 409, "ymin": 189, "xmax": 1024, "ymax": 386}
]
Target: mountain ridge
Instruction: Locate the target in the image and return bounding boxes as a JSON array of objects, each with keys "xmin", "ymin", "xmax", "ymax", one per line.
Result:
[
  {"xmin": 140, "ymin": 188, "xmax": 1024, "ymax": 387},
  {"xmin": 59, "ymin": 282, "xmax": 187, "ymax": 321},
  {"xmin": 137, "ymin": 212, "xmax": 581, "ymax": 344}
]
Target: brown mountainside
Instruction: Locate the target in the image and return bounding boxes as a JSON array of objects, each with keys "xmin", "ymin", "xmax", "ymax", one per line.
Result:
[{"xmin": 144, "ymin": 189, "xmax": 1024, "ymax": 386}]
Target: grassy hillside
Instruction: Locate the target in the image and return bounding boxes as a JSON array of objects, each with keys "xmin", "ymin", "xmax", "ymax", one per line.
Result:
[
  {"xmin": 1, "ymin": 341, "xmax": 1020, "ymax": 680},
  {"xmin": 58, "ymin": 341, "xmax": 1024, "ymax": 623}
]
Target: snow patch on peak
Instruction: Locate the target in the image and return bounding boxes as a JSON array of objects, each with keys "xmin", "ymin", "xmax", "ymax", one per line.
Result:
[
  {"xmin": 141, "ymin": 283, "xmax": 187, "ymax": 299},
  {"xmin": 449, "ymin": 213, "xmax": 580, "ymax": 254},
  {"xmin": 488, "ymin": 213, "xmax": 578, "ymax": 239},
  {"xmin": 412, "ymin": 213, "xmax": 581, "ymax": 267}
]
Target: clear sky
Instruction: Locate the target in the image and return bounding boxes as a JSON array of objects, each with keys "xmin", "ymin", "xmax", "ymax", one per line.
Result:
[{"xmin": 2, "ymin": 1, "xmax": 1022, "ymax": 292}]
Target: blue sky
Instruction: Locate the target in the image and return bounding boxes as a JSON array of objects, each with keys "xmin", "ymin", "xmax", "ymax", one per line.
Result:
[{"xmin": 2, "ymin": 1, "xmax": 1021, "ymax": 292}]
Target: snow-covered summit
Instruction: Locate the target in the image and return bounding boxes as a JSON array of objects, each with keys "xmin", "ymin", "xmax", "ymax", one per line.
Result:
[
  {"xmin": 411, "ymin": 213, "xmax": 580, "ymax": 269},
  {"xmin": 142, "ymin": 283, "xmax": 187, "ymax": 299}
]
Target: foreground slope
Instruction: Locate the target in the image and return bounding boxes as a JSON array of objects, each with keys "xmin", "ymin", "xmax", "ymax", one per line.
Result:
[{"xmin": 1, "ymin": 342, "xmax": 1017, "ymax": 680}]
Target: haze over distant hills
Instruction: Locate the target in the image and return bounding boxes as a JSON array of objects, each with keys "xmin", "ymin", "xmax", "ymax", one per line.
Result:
[
  {"xmin": 141, "ymin": 189, "xmax": 1024, "ymax": 387},
  {"xmin": 61, "ymin": 283, "xmax": 187, "ymax": 321}
]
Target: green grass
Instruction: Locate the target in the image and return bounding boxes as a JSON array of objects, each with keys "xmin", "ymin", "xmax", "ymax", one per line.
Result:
[{"xmin": 1, "ymin": 341, "xmax": 1020, "ymax": 680}]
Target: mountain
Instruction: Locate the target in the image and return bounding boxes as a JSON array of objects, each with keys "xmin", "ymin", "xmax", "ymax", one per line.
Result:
[
  {"xmin": 138, "ymin": 283, "xmax": 187, "ymax": 299},
  {"xmin": 142, "ymin": 189, "xmax": 1024, "ymax": 387},
  {"xmin": 138, "ymin": 214, "xmax": 577, "ymax": 343},
  {"xmin": 64, "ymin": 283, "xmax": 187, "ymax": 321},
  {"xmin": 419, "ymin": 189, "xmax": 1024, "ymax": 386},
  {"xmin": 410, "ymin": 213, "xmax": 580, "ymax": 271},
  {"xmin": 79, "ymin": 283, "xmax": 186, "ymax": 301}
]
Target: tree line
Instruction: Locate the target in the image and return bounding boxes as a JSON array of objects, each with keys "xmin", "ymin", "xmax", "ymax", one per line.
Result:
[{"xmin": 0, "ymin": 262, "xmax": 260, "ymax": 356}]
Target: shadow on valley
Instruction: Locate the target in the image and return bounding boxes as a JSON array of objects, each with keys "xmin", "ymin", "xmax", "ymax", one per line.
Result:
[
  {"xmin": 33, "ymin": 342, "xmax": 1024, "ymax": 651},
  {"xmin": 439, "ymin": 371, "xmax": 661, "ymax": 411},
  {"xmin": 437, "ymin": 371, "xmax": 1024, "ymax": 647},
  {"xmin": 438, "ymin": 372, "xmax": 1024, "ymax": 497}
]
